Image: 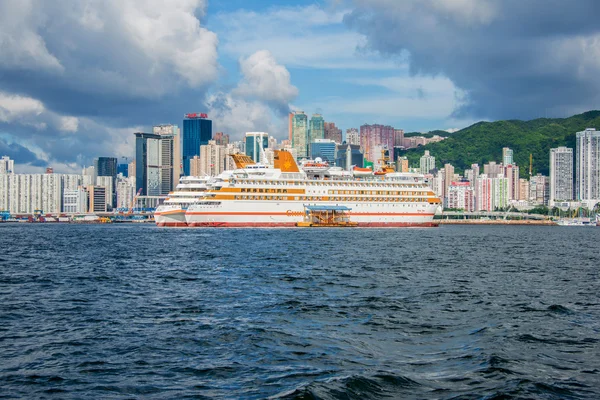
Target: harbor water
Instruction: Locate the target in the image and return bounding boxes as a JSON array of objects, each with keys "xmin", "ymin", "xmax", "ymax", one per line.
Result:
[{"xmin": 1, "ymin": 224, "xmax": 599, "ymax": 399}]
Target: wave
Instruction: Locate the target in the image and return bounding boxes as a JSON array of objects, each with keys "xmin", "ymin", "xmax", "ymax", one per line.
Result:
[{"xmin": 273, "ymin": 373, "xmax": 423, "ymax": 400}]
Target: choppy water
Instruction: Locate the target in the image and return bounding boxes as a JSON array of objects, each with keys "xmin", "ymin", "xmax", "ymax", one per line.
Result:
[{"xmin": 1, "ymin": 224, "xmax": 599, "ymax": 399}]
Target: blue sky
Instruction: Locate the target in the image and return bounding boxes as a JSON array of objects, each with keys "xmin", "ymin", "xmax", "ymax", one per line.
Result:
[{"xmin": 1, "ymin": 0, "xmax": 600, "ymax": 172}]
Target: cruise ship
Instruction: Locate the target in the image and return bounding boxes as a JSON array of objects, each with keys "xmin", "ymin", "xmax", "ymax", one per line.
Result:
[
  {"xmin": 183, "ymin": 150, "xmax": 441, "ymax": 227},
  {"xmin": 154, "ymin": 176, "xmax": 211, "ymax": 227}
]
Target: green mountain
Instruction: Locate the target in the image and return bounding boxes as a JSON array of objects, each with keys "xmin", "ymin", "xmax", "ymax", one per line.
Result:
[
  {"xmin": 404, "ymin": 129, "xmax": 453, "ymax": 138},
  {"xmin": 400, "ymin": 110, "xmax": 600, "ymax": 177}
]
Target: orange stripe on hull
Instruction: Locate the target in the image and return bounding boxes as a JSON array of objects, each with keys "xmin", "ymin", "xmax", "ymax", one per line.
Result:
[
  {"xmin": 186, "ymin": 212, "xmax": 435, "ymax": 217},
  {"xmin": 155, "ymin": 210, "xmax": 185, "ymax": 216},
  {"xmin": 187, "ymin": 221, "xmax": 438, "ymax": 228}
]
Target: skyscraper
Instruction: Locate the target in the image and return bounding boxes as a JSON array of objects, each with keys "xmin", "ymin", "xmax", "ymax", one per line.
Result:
[
  {"xmin": 135, "ymin": 132, "xmax": 159, "ymax": 196},
  {"xmin": 153, "ymin": 124, "xmax": 181, "ymax": 192},
  {"xmin": 502, "ymin": 147, "xmax": 514, "ymax": 165},
  {"xmin": 291, "ymin": 111, "xmax": 308, "ymax": 159},
  {"xmin": 95, "ymin": 157, "xmax": 117, "ymax": 206},
  {"xmin": 95, "ymin": 157, "xmax": 117, "ymax": 183},
  {"xmin": 182, "ymin": 113, "xmax": 212, "ymax": 176},
  {"xmin": 443, "ymin": 163, "xmax": 455, "ymax": 201},
  {"xmin": 549, "ymin": 146, "xmax": 573, "ymax": 204},
  {"xmin": 245, "ymin": 132, "xmax": 269, "ymax": 163},
  {"xmin": 576, "ymin": 128, "xmax": 600, "ymax": 206},
  {"xmin": 309, "ymin": 114, "xmax": 324, "ymax": 141}
]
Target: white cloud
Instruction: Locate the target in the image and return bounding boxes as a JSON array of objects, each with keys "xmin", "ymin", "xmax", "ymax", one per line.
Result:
[
  {"xmin": 206, "ymin": 92, "xmax": 283, "ymax": 140},
  {"xmin": 205, "ymin": 50, "xmax": 296, "ymax": 140},
  {"xmin": 0, "ymin": 0, "xmax": 64, "ymax": 72},
  {"xmin": 59, "ymin": 116, "xmax": 79, "ymax": 133},
  {"xmin": 347, "ymin": 75, "xmax": 459, "ymax": 97},
  {"xmin": 119, "ymin": 0, "xmax": 218, "ymax": 87},
  {"xmin": 0, "ymin": 92, "xmax": 45, "ymax": 122},
  {"xmin": 0, "ymin": 91, "xmax": 83, "ymax": 134},
  {"xmin": 234, "ymin": 50, "xmax": 298, "ymax": 109},
  {"xmin": 1, "ymin": 0, "xmax": 219, "ymax": 96},
  {"xmin": 215, "ymin": 5, "xmax": 400, "ymax": 70}
]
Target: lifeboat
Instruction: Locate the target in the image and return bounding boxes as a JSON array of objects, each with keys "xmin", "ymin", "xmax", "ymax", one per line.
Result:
[{"xmin": 353, "ymin": 166, "xmax": 373, "ymax": 177}]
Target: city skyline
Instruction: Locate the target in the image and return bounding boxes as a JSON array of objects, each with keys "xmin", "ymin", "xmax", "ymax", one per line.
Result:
[{"xmin": 2, "ymin": 1, "xmax": 600, "ymax": 174}]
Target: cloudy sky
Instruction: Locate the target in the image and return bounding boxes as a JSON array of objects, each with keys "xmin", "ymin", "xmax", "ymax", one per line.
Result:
[{"xmin": 1, "ymin": 0, "xmax": 600, "ymax": 172}]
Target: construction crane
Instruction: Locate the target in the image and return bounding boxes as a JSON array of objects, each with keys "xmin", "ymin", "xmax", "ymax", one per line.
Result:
[
  {"xmin": 529, "ymin": 154, "xmax": 533, "ymax": 176},
  {"xmin": 127, "ymin": 188, "xmax": 143, "ymax": 215}
]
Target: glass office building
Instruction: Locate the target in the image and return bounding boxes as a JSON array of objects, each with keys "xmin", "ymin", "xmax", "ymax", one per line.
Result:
[
  {"xmin": 183, "ymin": 115, "xmax": 212, "ymax": 176},
  {"xmin": 245, "ymin": 132, "xmax": 269, "ymax": 163},
  {"xmin": 310, "ymin": 139, "xmax": 336, "ymax": 164}
]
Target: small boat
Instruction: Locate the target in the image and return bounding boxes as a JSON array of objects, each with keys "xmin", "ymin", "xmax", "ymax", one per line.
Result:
[{"xmin": 556, "ymin": 217, "xmax": 594, "ymax": 226}]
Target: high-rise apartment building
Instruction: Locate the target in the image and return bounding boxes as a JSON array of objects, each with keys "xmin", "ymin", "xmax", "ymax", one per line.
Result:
[
  {"xmin": 153, "ymin": 124, "xmax": 181, "ymax": 191},
  {"xmin": 475, "ymin": 175, "xmax": 493, "ymax": 211},
  {"xmin": 502, "ymin": 147, "xmax": 514, "ymax": 165},
  {"xmin": 420, "ymin": 150, "xmax": 436, "ymax": 174},
  {"xmin": 360, "ymin": 124, "xmax": 395, "ymax": 162},
  {"xmin": 447, "ymin": 182, "xmax": 475, "ymax": 211},
  {"xmin": 346, "ymin": 128, "xmax": 359, "ymax": 145},
  {"xmin": 519, "ymin": 179, "xmax": 530, "ymax": 201},
  {"xmin": 63, "ymin": 188, "xmax": 88, "ymax": 213},
  {"xmin": 575, "ymin": 128, "xmax": 600, "ymax": 205},
  {"xmin": 0, "ymin": 174, "xmax": 8, "ymax": 211},
  {"xmin": 0, "ymin": 156, "xmax": 14, "ymax": 174},
  {"xmin": 397, "ymin": 156, "xmax": 409, "ymax": 172},
  {"xmin": 443, "ymin": 163, "xmax": 455, "ymax": 200},
  {"xmin": 394, "ymin": 129, "xmax": 404, "ymax": 147},
  {"xmin": 128, "ymin": 160, "xmax": 136, "ymax": 179},
  {"xmin": 199, "ymin": 140, "xmax": 224, "ymax": 176},
  {"xmin": 291, "ymin": 111, "xmax": 308, "ymax": 159},
  {"xmin": 182, "ymin": 113, "xmax": 212, "ymax": 176},
  {"xmin": 2, "ymin": 173, "xmax": 84, "ymax": 214},
  {"xmin": 549, "ymin": 147, "xmax": 573, "ymax": 204},
  {"xmin": 134, "ymin": 129, "xmax": 179, "ymax": 196},
  {"xmin": 87, "ymin": 186, "xmax": 107, "ymax": 213},
  {"xmin": 96, "ymin": 176, "xmax": 114, "ymax": 209},
  {"xmin": 82, "ymin": 165, "xmax": 96, "ymax": 187},
  {"xmin": 189, "ymin": 156, "xmax": 202, "ymax": 176},
  {"xmin": 213, "ymin": 132, "xmax": 230, "ymax": 145},
  {"xmin": 324, "ymin": 122, "xmax": 342, "ymax": 144},
  {"xmin": 529, "ymin": 173, "xmax": 549, "ymax": 205},
  {"xmin": 504, "ymin": 164, "xmax": 520, "ymax": 200},
  {"xmin": 245, "ymin": 132, "xmax": 269, "ymax": 163},
  {"xmin": 484, "ymin": 161, "xmax": 503, "ymax": 178},
  {"xmin": 116, "ymin": 177, "xmax": 136, "ymax": 210},
  {"xmin": 309, "ymin": 114, "xmax": 325, "ymax": 146}
]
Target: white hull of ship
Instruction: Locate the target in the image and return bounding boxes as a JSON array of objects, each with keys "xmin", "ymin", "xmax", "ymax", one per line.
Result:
[
  {"xmin": 185, "ymin": 201, "xmax": 438, "ymax": 227},
  {"xmin": 154, "ymin": 206, "xmax": 187, "ymax": 227}
]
